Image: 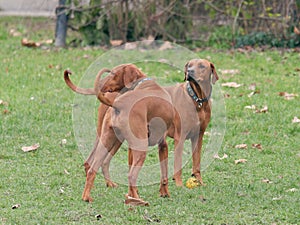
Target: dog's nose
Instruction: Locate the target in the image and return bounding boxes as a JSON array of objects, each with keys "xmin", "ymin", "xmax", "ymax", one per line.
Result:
[{"xmin": 187, "ymin": 68, "xmax": 194, "ymax": 75}]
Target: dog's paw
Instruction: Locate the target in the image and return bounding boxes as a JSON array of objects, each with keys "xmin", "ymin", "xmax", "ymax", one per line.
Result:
[
  {"xmin": 106, "ymin": 180, "xmax": 118, "ymax": 188},
  {"xmin": 82, "ymin": 195, "xmax": 93, "ymax": 203}
]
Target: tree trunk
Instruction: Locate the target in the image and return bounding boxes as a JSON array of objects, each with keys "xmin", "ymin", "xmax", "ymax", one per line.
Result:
[{"xmin": 55, "ymin": 0, "xmax": 68, "ymax": 47}]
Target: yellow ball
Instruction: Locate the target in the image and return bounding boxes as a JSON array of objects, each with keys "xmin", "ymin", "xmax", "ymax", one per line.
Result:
[{"xmin": 185, "ymin": 177, "xmax": 200, "ymax": 189}]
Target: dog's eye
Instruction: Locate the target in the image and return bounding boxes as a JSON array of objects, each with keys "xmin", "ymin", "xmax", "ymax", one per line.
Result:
[{"xmin": 199, "ymin": 64, "xmax": 206, "ymax": 69}]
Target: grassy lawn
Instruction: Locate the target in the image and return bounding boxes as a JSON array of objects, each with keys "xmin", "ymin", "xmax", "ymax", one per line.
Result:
[{"xmin": 0, "ymin": 17, "xmax": 299, "ymax": 224}]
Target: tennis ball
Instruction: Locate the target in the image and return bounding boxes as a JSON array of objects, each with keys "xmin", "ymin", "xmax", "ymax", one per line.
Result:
[{"xmin": 185, "ymin": 177, "xmax": 200, "ymax": 189}]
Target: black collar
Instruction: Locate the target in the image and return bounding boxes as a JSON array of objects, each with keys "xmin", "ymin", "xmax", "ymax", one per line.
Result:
[
  {"xmin": 120, "ymin": 77, "xmax": 152, "ymax": 93},
  {"xmin": 186, "ymin": 81, "xmax": 212, "ymax": 108}
]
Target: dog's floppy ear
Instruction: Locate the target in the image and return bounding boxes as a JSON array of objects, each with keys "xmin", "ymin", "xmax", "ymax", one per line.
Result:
[
  {"xmin": 210, "ymin": 63, "xmax": 219, "ymax": 84},
  {"xmin": 184, "ymin": 62, "xmax": 189, "ymax": 81},
  {"xmin": 123, "ymin": 65, "xmax": 139, "ymax": 89}
]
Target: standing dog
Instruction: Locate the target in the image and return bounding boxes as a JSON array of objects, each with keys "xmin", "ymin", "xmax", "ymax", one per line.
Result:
[{"xmin": 66, "ymin": 64, "xmax": 179, "ymax": 205}]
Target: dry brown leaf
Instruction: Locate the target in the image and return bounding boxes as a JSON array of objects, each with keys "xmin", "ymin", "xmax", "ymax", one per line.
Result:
[
  {"xmin": 262, "ymin": 178, "xmax": 272, "ymax": 183},
  {"xmin": 125, "ymin": 196, "xmax": 149, "ymax": 206},
  {"xmin": 3, "ymin": 109, "xmax": 10, "ymax": 114},
  {"xmin": 294, "ymin": 26, "xmax": 300, "ymax": 35},
  {"xmin": 21, "ymin": 143, "xmax": 40, "ymax": 152},
  {"xmin": 222, "ymin": 82, "xmax": 243, "ymax": 88},
  {"xmin": 199, "ymin": 195, "xmax": 207, "ymax": 203},
  {"xmin": 235, "ymin": 159, "xmax": 247, "ymax": 164},
  {"xmin": 272, "ymin": 196, "xmax": 282, "ymax": 201},
  {"xmin": 0, "ymin": 99, "xmax": 9, "ymax": 106},
  {"xmin": 9, "ymin": 29, "xmax": 22, "ymax": 37},
  {"xmin": 292, "ymin": 116, "xmax": 300, "ymax": 123},
  {"xmin": 224, "ymin": 93, "xmax": 231, "ymax": 98},
  {"xmin": 248, "ymin": 90, "xmax": 260, "ymax": 97},
  {"xmin": 286, "ymin": 188, "xmax": 297, "ymax": 192},
  {"xmin": 235, "ymin": 144, "xmax": 248, "ymax": 149},
  {"xmin": 21, "ymin": 38, "xmax": 41, "ymax": 48},
  {"xmin": 252, "ymin": 143, "xmax": 262, "ymax": 150},
  {"xmin": 248, "ymin": 83, "xmax": 256, "ymax": 91},
  {"xmin": 213, "ymin": 153, "xmax": 228, "ymax": 160},
  {"xmin": 110, "ymin": 39, "xmax": 122, "ymax": 46},
  {"xmin": 255, "ymin": 106, "xmax": 268, "ymax": 113},
  {"xmin": 220, "ymin": 69, "xmax": 240, "ymax": 75},
  {"xmin": 279, "ymin": 92, "xmax": 298, "ymax": 100},
  {"xmin": 245, "ymin": 105, "xmax": 256, "ymax": 110}
]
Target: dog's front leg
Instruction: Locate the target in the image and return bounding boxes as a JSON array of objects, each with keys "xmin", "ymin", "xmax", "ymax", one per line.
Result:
[
  {"xmin": 173, "ymin": 138, "xmax": 185, "ymax": 186},
  {"xmin": 158, "ymin": 139, "xmax": 169, "ymax": 197},
  {"xmin": 191, "ymin": 133, "xmax": 205, "ymax": 186}
]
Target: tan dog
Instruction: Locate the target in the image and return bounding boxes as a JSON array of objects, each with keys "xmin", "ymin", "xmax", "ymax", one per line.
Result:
[
  {"xmin": 65, "ymin": 64, "xmax": 179, "ymax": 204},
  {"xmin": 165, "ymin": 59, "xmax": 218, "ymax": 185}
]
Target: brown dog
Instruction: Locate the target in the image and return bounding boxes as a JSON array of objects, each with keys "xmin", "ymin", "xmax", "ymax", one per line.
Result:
[
  {"xmin": 66, "ymin": 64, "xmax": 179, "ymax": 204},
  {"xmin": 165, "ymin": 59, "xmax": 218, "ymax": 185}
]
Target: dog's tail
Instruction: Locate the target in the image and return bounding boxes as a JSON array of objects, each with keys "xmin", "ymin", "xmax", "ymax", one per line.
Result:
[
  {"xmin": 64, "ymin": 70, "xmax": 95, "ymax": 95},
  {"xmin": 93, "ymin": 68, "xmax": 111, "ymax": 94}
]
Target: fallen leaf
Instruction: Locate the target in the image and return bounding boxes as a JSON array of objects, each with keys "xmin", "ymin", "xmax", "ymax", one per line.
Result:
[
  {"xmin": 248, "ymin": 90, "xmax": 260, "ymax": 97},
  {"xmin": 252, "ymin": 143, "xmax": 262, "ymax": 150},
  {"xmin": 21, "ymin": 38, "xmax": 41, "ymax": 48},
  {"xmin": 222, "ymin": 82, "xmax": 243, "ymax": 88},
  {"xmin": 125, "ymin": 196, "xmax": 149, "ymax": 206},
  {"xmin": 235, "ymin": 159, "xmax": 247, "ymax": 164},
  {"xmin": 255, "ymin": 106, "xmax": 268, "ymax": 113},
  {"xmin": 292, "ymin": 117, "xmax": 300, "ymax": 123},
  {"xmin": 199, "ymin": 195, "xmax": 207, "ymax": 203},
  {"xmin": 0, "ymin": 99, "xmax": 9, "ymax": 106},
  {"xmin": 60, "ymin": 139, "xmax": 67, "ymax": 147},
  {"xmin": 220, "ymin": 69, "xmax": 240, "ymax": 75},
  {"xmin": 262, "ymin": 178, "xmax": 272, "ymax": 183},
  {"xmin": 3, "ymin": 109, "xmax": 10, "ymax": 114},
  {"xmin": 294, "ymin": 26, "xmax": 300, "ymax": 35},
  {"xmin": 110, "ymin": 40, "xmax": 122, "ymax": 46},
  {"xmin": 235, "ymin": 144, "xmax": 247, "ymax": 149},
  {"xmin": 286, "ymin": 188, "xmax": 297, "ymax": 192},
  {"xmin": 213, "ymin": 153, "xmax": 228, "ymax": 160},
  {"xmin": 59, "ymin": 187, "xmax": 65, "ymax": 194},
  {"xmin": 245, "ymin": 105, "xmax": 256, "ymax": 110},
  {"xmin": 21, "ymin": 143, "xmax": 40, "ymax": 152},
  {"xmin": 143, "ymin": 214, "xmax": 160, "ymax": 223},
  {"xmin": 272, "ymin": 196, "xmax": 282, "ymax": 201},
  {"xmin": 224, "ymin": 93, "xmax": 231, "ymax": 98},
  {"xmin": 248, "ymin": 83, "xmax": 256, "ymax": 91},
  {"xmin": 278, "ymin": 92, "xmax": 297, "ymax": 100},
  {"xmin": 9, "ymin": 29, "xmax": 22, "ymax": 37},
  {"xmin": 12, "ymin": 204, "xmax": 21, "ymax": 209}
]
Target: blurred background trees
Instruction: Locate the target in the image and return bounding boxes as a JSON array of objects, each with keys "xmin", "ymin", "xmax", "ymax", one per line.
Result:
[{"xmin": 61, "ymin": 0, "xmax": 300, "ymax": 48}]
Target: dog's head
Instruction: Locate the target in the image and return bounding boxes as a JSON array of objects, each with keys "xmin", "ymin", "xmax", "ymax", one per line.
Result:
[
  {"xmin": 184, "ymin": 59, "xmax": 219, "ymax": 85},
  {"xmin": 101, "ymin": 64, "xmax": 146, "ymax": 92}
]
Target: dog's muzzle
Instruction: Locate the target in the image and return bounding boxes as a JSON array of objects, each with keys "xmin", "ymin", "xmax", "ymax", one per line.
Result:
[{"xmin": 187, "ymin": 70, "xmax": 200, "ymax": 83}]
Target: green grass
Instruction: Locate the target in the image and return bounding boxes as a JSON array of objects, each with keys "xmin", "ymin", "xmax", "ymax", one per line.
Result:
[{"xmin": 0, "ymin": 17, "xmax": 299, "ymax": 224}]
